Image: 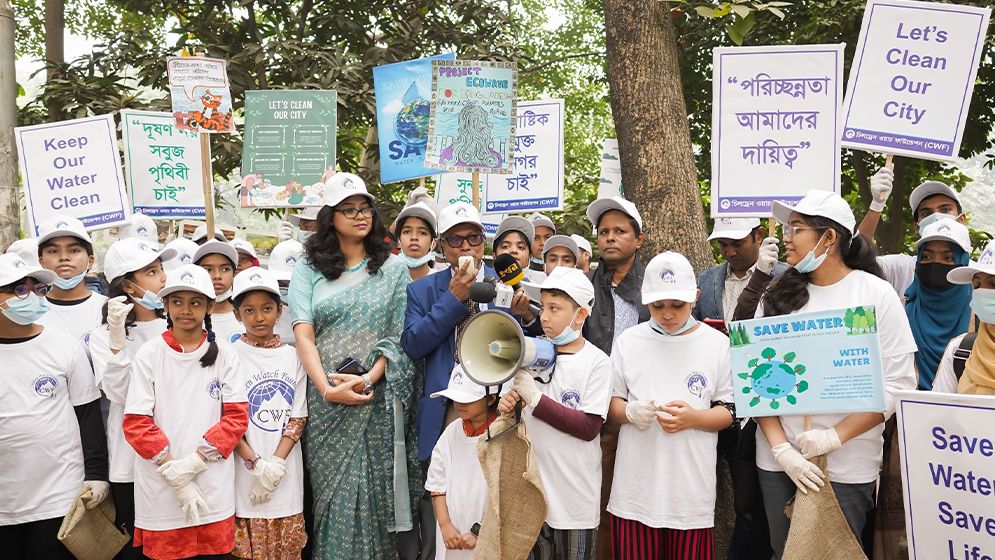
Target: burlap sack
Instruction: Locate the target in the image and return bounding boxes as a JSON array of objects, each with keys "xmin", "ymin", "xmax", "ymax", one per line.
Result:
[
  {"xmin": 782, "ymin": 455, "xmax": 868, "ymax": 560},
  {"xmin": 57, "ymin": 487, "xmax": 130, "ymax": 560},
  {"xmin": 472, "ymin": 415, "xmax": 547, "ymax": 560}
]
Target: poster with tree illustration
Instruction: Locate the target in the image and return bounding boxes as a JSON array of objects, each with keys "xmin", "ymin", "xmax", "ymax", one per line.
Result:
[{"xmin": 729, "ymin": 306, "xmax": 884, "ymax": 417}]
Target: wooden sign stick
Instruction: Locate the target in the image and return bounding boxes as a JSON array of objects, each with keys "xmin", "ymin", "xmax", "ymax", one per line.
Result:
[{"xmin": 199, "ymin": 133, "xmax": 216, "ymax": 238}]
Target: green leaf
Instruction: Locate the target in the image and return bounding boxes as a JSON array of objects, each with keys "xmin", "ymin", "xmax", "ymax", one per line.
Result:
[
  {"xmin": 726, "ymin": 13, "xmax": 756, "ymax": 45},
  {"xmin": 797, "ymin": 380, "xmax": 809, "ymax": 393},
  {"xmin": 794, "ymin": 365, "xmax": 806, "ymax": 375},
  {"xmin": 742, "ymin": 386, "xmax": 752, "ymax": 393},
  {"xmin": 786, "ymin": 395, "xmax": 797, "ymax": 405},
  {"xmin": 750, "ymin": 396, "xmax": 761, "ymax": 407},
  {"xmin": 761, "ymin": 347, "xmax": 776, "ymax": 360},
  {"xmin": 748, "ymin": 358, "xmax": 759, "ymax": 368},
  {"xmin": 766, "ymin": 6, "xmax": 786, "ymax": 18},
  {"xmin": 694, "ymin": 6, "xmax": 716, "ymax": 18},
  {"xmin": 731, "ymin": 4, "xmax": 752, "ymax": 18},
  {"xmin": 784, "ymin": 352, "xmax": 796, "ymax": 363},
  {"xmin": 714, "ymin": 3, "xmax": 733, "ymax": 17},
  {"xmin": 738, "ymin": 372, "xmax": 749, "ymax": 379},
  {"xmin": 770, "ymin": 400, "xmax": 780, "ymax": 409}
]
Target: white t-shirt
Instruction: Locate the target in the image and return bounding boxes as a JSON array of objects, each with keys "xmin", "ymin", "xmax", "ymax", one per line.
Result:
[
  {"xmin": 932, "ymin": 333, "xmax": 967, "ymax": 394},
  {"xmin": 755, "ymin": 270, "xmax": 918, "ymax": 483},
  {"xmin": 38, "ymin": 292, "xmax": 109, "ymax": 352},
  {"xmin": 89, "ymin": 319, "xmax": 167, "ymax": 483},
  {"xmin": 525, "ymin": 341, "xmax": 611, "ymax": 529},
  {"xmin": 232, "ymin": 341, "xmax": 308, "ymax": 519},
  {"xmin": 125, "ymin": 336, "xmax": 247, "ymax": 531},
  {"xmin": 877, "ymin": 254, "xmax": 915, "ymax": 298},
  {"xmin": 425, "ymin": 420, "xmax": 488, "ymax": 560},
  {"xmin": 0, "ymin": 329, "xmax": 100, "ymax": 525},
  {"xmin": 274, "ymin": 306, "xmax": 296, "ymax": 347},
  {"xmin": 211, "ymin": 310, "xmax": 245, "ymax": 346},
  {"xmin": 608, "ymin": 323, "xmax": 733, "ymax": 529}
]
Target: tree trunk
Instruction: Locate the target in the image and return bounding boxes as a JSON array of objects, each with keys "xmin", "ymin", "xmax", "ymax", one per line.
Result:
[
  {"xmin": 0, "ymin": 0, "xmax": 19, "ymax": 245},
  {"xmin": 44, "ymin": 0, "xmax": 64, "ymax": 122},
  {"xmin": 877, "ymin": 156, "xmax": 910, "ymax": 254},
  {"xmin": 604, "ymin": 0, "xmax": 712, "ymax": 273}
]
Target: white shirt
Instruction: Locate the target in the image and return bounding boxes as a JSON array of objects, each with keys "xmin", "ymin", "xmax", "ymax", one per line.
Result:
[
  {"xmin": 38, "ymin": 292, "xmax": 109, "ymax": 353},
  {"xmin": 274, "ymin": 305, "xmax": 296, "ymax": 347},
  {"xmin": 608, "ymin": 323, "xmax": 733, "ymax": 529},
  {"xmin": 722, "ymin": 265, "xmax": 754, "ymax": 324},
  {"xmin": 0, "ymin": 329, "xmax": 100, "ymax": 525},
  {"xmin": 932, "ymin": 333, "xmax": 968, "ymax": 394},
  {"xmin": 233, "ymin": 341, "xmax": 308, "ymax": 519},
  {"xmin": 425, "ymin": 419, "xmax": 488, "ymax": 560},
  {"xmin": 526, "ymin": 341, "xmax": 611, "ymax": 529},
  {"xmin": 211, "ymin": 310, "xmax": 245, "ymax": 346},
  {"xmin": 877, "ymin": 254, "xmax": 915, "ymax": 299},
  {"xmin": 89, "ymin": 319, "xmax": 167, "ymax": 482},
  {"xmin": 125, "ymin": 336, "xmax": 247, "ymax": 531},
  {"xmin": 755, "ymin": 270, "xmax": 918, "ymax": 483}
]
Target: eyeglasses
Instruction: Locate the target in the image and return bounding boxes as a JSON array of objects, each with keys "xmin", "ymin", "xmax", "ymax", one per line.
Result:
[
  {"xmin": 335, "ymin": 207, "xmax": 375, "ymax": 219},
  {"xmin": 443, "ymin": 233, "xmax": 485, "ymax": 248},
  {"xmin": 782, "ymin": 226, "xmax": 819, "ymax": 240},
  {"xmin": 12, "ymin": 281, "xmax": 48, "ymax": 299}
]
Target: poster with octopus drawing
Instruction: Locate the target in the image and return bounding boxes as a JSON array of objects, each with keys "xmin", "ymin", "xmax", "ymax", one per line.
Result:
[
  {"xmin": 239, "ymin": 90, "xmax": 337, "ymax": 209},
  {"xmin": 424, "ymin": 59, "xmax": 517, "ymax": 175},
  {"xmin": 166, "ymin": 57, "xmax": 236, "ymax": 134}
]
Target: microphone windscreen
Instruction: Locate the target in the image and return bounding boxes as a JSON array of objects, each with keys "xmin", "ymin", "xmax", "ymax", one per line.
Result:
[
  {"xmin": 469, "ymin": 282, "xmax": 497, "ymax": 303},
  {"xmin": 494, "ymin": 253, "xmax": 524, "ymax": 287}
]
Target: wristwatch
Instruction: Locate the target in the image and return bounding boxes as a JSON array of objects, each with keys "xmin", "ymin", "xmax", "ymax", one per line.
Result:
[
  {"xmin": 244, "ymin": 454, "xmax": 261, "ymax": 470},
  {"xmin": 470, "ymin": 522, "xmax": 481, "ymax": 537},
  {"xmin": 362, "ymin": 373, "xmax": 374, "ymax": 393}
]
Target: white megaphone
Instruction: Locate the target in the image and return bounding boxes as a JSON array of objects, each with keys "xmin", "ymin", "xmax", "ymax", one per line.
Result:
[{"xmin": 458, "ymin": 309, "xmax": 555, "ymax": 388}]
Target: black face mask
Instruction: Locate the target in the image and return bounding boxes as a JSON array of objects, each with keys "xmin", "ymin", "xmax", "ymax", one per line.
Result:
[{"xmin": 916, "ymin": 262, "xmax": 957, "ymax": 290}]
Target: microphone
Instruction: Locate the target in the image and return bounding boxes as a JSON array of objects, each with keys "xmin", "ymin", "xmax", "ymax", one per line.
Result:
[
  {"xmin": 492, "ymin": 254, "xmax": 541, "ymax": 316},
  {"xmin": 471, "ymin": 281, "xmax": 515, "ymax": 309}
]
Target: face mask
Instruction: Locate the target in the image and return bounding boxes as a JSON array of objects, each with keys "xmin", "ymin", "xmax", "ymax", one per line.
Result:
[
  {"xmin": 52, "ymin": 271, "xmax": 86, "ymax": 290},
  {"xmin": 279, "ymin": 285, "xmax": 290, "ymax": 305},
  {"xmin": 793, "ymin": 232, "xmax": 829, "ymax": 274},
  {"xmin": 3, "ymin": 293, "xmax": 51, "ymax": 325},
  {"xmin": 531, "ymin": 256, "xmax": 544, "ymax": 267},
  {"xmin": 653, "ymin": 314, "xmax": 698, "ymax": 337},
  {"xmin": 131, "ymin": 288, "xmax": 164, "ymax": 310},
  {"xmin": 399, "ymin": 251, "xmax": 436, "ymax": 269},
  {"xmin": 972, "ymin": 288, "xmax": 995, "ymax": 324},
  {"xmin": 296, "ymin": 230, "xmax": 314, "ymax": 244},
  {"xmin": 216, "ymin": 289, "xmax": 232, "ymax": 303},
  {"xmin": 548, "ymin": 309, "xmax": 582, "ymax": 346},
  {"xmin": 917, "ymin": 213, "xmax": 957, "ymax": 235},
  {"xmin": 915, "ymin": 262, "xmax": 956, "ymax": 290}
]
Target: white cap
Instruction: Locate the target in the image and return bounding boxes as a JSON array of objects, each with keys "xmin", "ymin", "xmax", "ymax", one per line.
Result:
[
  {"xmin": 430, "ymin": 364, "xmax": 488, "ymax": 403},
  {"xmin": 158, "ymin": 264, "xmax": 216, "ymax": 300},
  {"xmin": 948, "ymin": 240, "xmax": 995, "ymax": 285},
  {"xmin": 194, "ymin": 240, "xmax": 238, "ymax": 266},
  {"xmin": 529, "ymin": 213, "xmax": 556, "ymax": 232},
  {"xmin": 542, "ymin": 235, "xmax": 579, "ymax": 261},
  {"xmin": 437, "ymin": 202, "xmax": 483, "ymax": 236},
  {"xmin": 117, "ymin": 212, "xmax": 158, "ymax": 242},
  {"xmin": 914, "ymin": 219, "xmax": 971, "ymax": 254},
  {"xmin": 642, "ymin": 251, "xmax": 698, "ymax": 304},
  {"xmin": 323, "ymin": 172, "xmax": 375, "ymax": 208},
  {"xmin": 586, "ymin": 196, "xmax": 643, "ymax": 230},
  {"xmin": 540, "ymin": 266, "xmax": 594, "ymax": 313},
  {"xmin": 570, "ymin": 234, "xmax": 592, "ymax": 255},
  {"xmin": 230, "ymin": 238, "xmax": 258, "ymax": 259},
  {"xmin": 288, "ymin": 207, "xmax": 321, "ymax": 227},
  {"xmin": 192, "ymin": 223, "xmax": 227, "ymax": 243},
  {"xmin": 772, "ymin": 190, "xmax": 856, "ymax": 233},
  {"xmin": 0, "ymin": 253, "xmax": 56, "ymax": 286},
  {"xmin": 163, "ymin": 238, "xmax": 199, "ymax": 271},
  {"xmin": 910, "ymin": 181, "xmax": 961, "ymax": 214},
  {"xmin": 267, "ymin": 239, "xmax": 304, "ymax": 282},
  {"xmin": 493, "ymin": 216, "xmax": 535, "ymax": 247},
  {"xmin": 231, "ymin": 266, "xmax": 281, "ymax": 300},
  {"xmin": 708, "ymin": 217, "xmax": 762, "ymax": 241},
  {"xmin": 5, "ymin": 238, "xmax": 40, "ymax": 269},
  {"xmin": 396, "ymin": 201, "xmax": 438, "ymax": 237},
  {"xmin": 37, "ymin": 214, "xmax": 92, "ymax": 246},
  {"xmin": 103, "ymin": 238, "xmax": 177, "ymax": 284}
]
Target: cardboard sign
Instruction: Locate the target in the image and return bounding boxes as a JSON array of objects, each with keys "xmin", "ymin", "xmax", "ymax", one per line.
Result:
[
  {"xmin": 15, "ymin": 114, "xmax": 130, "ymax": 235},
  {"xmin": 729, "ymin": 306, "xmax": 884, "ymax": 416},
  {"xmin": 166, "ymin": 56, "xmax": 236, "ymax": 134},
  {"xmin": 434, "ymin": 174, "xmax": 504, "ymax": 236},
  {"xmin": 373, "ymin": 53, "xmax": 455, "ymax": 183},
  {"xmin": 121, "ymin": 110, "xmax": 206, "ymax": 219},
  {"xmin": 240, "ymin": 90, "xmax": 336, "ymax": 208},
  {"xmin": 711, "ymin": 44, "xmax": 844, "ymax": 217},
  {"xmin": 896, "ymin": 391, "xmax": 995, "ymax": 560},
  {"xmin": 425, "ymin": 60, "xmax": 517, "ymax": 174},
  {"xmin": 841, "ymin": 0, "xmax": 991, "ymax": 161}
]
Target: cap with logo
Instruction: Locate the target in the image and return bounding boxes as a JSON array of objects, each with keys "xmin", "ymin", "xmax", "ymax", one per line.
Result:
[
  {"xmin": 437, "ymin": 202, "xmax": 483, "ymax": 236},
  {"xmin": 948, "ymin": 240, "xmax": 995, "ymax": 285},
  {"xmin": 569, "ymin": 234, "xmax": 593, "ymax": 255},
  {"xmin": 642, "ymin": 251, "xmax": 698, "ymax": 304},
  {"xmin": 194, "ymin": 240, "xmax": 238, "ymax": 266},
  {"xmin": 323, "ymin": 172, "xmax": 375, "ymax": 209},
  {"xmin": 493, "ymin": 216, "xmax": 535, "ymax": 249},
  {"xmin": 118, "ymin": 212, "xmax": 158, "ymax": 242},
  {"xmin": 163, "ymin": 238, "xmax": 199, "ymax": 272},
  {"xmin": 542, "ymin": 235, "xmax": 580, "ymax": 261},
  {"xmin": 231, "ymin": 266, "xmax": 281, "ymax": 300},
  {"xmin": 5, "ymin": 238, "xmax": 40, "ymax": 269},
  {"xmin": 267, "ymin": 239, "xmax": 304, "ymax": 282},
  {"xmin": 586, "ymin": 196, "xmax": 643, "ymax": 231},
  {"xmin": 158, "ymin": 264, "xmax": 217, "ymax": 300},
  {"xmin": 103, "ymin": 238, "xmax": 177, "ymax": 284},
  {"xmin": 529, "ymin": 213, "xmax": 556, "ymax": 232},
  {"xmin": 191, "ymin": 223, "xmax": 228, "ymax": 243},
  {"xmin": 396, "ymin": 201, "xmax": 439, "ymax": 238},
  {"xmin": 909, "ymin": 181, "xmax": 961, "ymax": 215},
  {"xmin": 708, "ymin": 217, "xmax": 762, "ymax": 242},
  {"xmin": 37, "ymin": 214, "xmax": 92, "ymax": 246},
  {"xmin": 914, "ymin": 218, "xmax": 971, "ymax": 254},
  {"xmin": 230, "ymin": 238, "xmax": 258, "ymax": 260},
  {"xmin": 771, "ymin": 190, "xmax": 856, "ymax": 234},
  {"xmin": 288, "ymin": 207, "xmax": 321, "ymax": 227},
  {"xmin": 0, "ymin": 253, "xmax": 56, "ymax": 287},
  {"xmin": 431, "ymin": 364, "xmax": 489, "ymax": 403},
  {"xmin": 541, "ymin": 266, "xmax": 595, "ymax": 313}
]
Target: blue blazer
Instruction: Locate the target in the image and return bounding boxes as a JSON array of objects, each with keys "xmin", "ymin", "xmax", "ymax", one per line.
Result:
[{"xmin": 694, "ymin": 262, "xmax": 789, "ymax": 321}]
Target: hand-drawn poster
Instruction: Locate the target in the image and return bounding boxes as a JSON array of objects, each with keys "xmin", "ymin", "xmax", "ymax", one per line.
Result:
[{"xmin": 166, "ymin": 56, "xmax": 236, "ymax": 134}]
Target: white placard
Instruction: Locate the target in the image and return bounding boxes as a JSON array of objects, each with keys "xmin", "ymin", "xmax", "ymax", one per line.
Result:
[
  {"xmin": 598, "ymin": 138, "xmax": 623, "ymax": 199},
  {"xmin": 434, "ymin": 174, "xmax": 504, "ymax": 236}
]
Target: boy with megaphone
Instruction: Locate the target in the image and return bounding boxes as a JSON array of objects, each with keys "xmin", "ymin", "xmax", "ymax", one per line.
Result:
[{"xmin": 498, "ymin": 267, "xmax": 612, "ymax": 559}]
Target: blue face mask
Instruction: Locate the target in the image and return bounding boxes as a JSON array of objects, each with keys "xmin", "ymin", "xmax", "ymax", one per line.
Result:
[
  {"xmin": 131, "ymin": 288, "xmax": 164, "ymax": 311},
  {"xmin": 52, "ymin": 271, "xmax": 86, "ymax": 290},
  {"xmin": 793, "ymin": 232, "xmax": 829, "ymax": 274},
  {"xmin": 399, "ymin": 251, "xmax": 437, "ymax": 269},
  {"xmin": 917, "ymin": 213, "xmax": 957, "ymax": 235},
  {"xmin": 296, "ymin": 230, "xmax": 314, "ymax": 244},
  {"xmin": 531, "ymin": 256, "xmax": 544, "ymax": 267},
  {"xmin": 3, "ymin": 293, "xmax": 50, "ymax": 325},
  {"xmin": 653, "ymin": 314, "xmax": 698, "ymax": 337},
  {"xmin": 548, "ymin": 309, "xmax": 582, "ymax": 346},
  {"xmin": 279, "ymin": 285, "xmax": 289, "ymax": 305},
  {"xmin": 972, "ymin": 288, "xmax": 995, "ymax": 324}
]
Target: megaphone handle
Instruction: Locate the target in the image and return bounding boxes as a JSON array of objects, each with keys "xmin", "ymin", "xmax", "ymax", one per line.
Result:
[{"xmin": 514, "ymin": 398, "xmax": 523, "ymax": 424}]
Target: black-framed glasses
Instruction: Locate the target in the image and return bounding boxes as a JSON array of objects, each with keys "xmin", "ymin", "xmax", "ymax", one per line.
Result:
[
  {"xmin": 443, "ymin": 233, "xmax": 485, "ymax": 248},
  {"xmin": 12, "ymin": 281, "xmax": 48, "ymax": 299},
  {"xmin": 335, "ymin": 207, "xmax": 375, "ymax": 219}
]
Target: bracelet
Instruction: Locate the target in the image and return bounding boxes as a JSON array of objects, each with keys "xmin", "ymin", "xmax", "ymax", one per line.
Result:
[
  {"xmin": 362, "ymin": 373, "xmax": 374, "ymax": 392},
  {"xmin": 323, "ymin": 385, "xmax": 333, "ymax": 400}
]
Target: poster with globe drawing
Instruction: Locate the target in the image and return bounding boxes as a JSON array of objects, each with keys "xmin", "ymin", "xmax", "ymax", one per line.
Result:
[
  {"xmin": 728, "ymin": 306, "xmax": 885, "ymax": 417},
  {"xmin": 424, "ymin": 59, "xmax": 517, "ymax": 175},
  {"xmin": 373, "ymin": 53, "xmax": 456, "ymax": 184}
]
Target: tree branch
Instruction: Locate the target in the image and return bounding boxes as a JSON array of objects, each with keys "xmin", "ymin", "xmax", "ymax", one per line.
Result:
[{"xmin": 245, "ymin": 0, "xmax": 268, "ymax": 89}]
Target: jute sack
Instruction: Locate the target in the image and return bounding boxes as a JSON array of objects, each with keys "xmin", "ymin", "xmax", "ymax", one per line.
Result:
[
  {"xmin": 782, "ymin": 455, "xmax": 868, "ymax": 560},
  {"xmin": 57, "ymin": 487, "xmax": 130, "ymax": 560},
  {"xmin": 472, "ymin": 415, "xmax": 547, "ymax": 560}
]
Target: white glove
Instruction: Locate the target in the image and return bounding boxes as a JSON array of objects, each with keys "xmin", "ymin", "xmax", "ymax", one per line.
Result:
[
  {"xmin": 173, "ymin": 480, "xmax": 209, "ymax": 525},
  {"xmin": 869, "ymin": 166, "xmax": 894, "ymax": 213},
  {"xmin": 625, "ymin": 400, "xmax": 659, "ymax": 430},
  {"xmin": 81, "ymin": 480, "xmax": 110, "ymax": 510},
  {"xmin": 157, "ymin": 452, "xmax": 208, "ymax": 490},
  {"xmin": 249, "ymin": 457, "xmax": 287, "ymax": 504},
  {"xmin": 772, "ymin": 442, "xmax": 825, "ymax": 494},
  {"xmin": 512, "ymin": 371, "xmax": 542, "ymax": 408},
  {"xmin": 106, "ymin": 296, "xmax": 133, "ymax": 351},
  {"xmin": 278, "ymin": 220, "xmax": 294, "ymax": 242},
  {"xmin": 795, "ymin": 428, "xmax": 842, "ymax": 459},
  {"xmin": 756, "ymin": 236, "xmax": 779, "ymax": 275}
]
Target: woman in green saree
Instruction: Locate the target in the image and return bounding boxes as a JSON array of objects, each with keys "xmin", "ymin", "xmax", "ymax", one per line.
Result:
[{"xmin": 288, "ymin": 173, "xmax": 421, "ymax": 559}]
